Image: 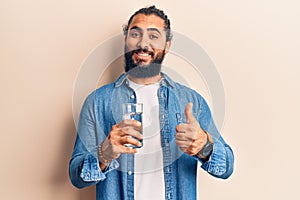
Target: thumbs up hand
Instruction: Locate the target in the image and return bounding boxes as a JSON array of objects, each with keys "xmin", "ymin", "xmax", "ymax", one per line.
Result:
[{"xmin": 175, "ymin": 103, "xmax": 211, "ymax": 156}]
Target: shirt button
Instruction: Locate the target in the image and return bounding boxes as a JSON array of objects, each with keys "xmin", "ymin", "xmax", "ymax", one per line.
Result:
[{"xmin": 128, "ymin": 171, "xmax": 132, "ymax": 175}]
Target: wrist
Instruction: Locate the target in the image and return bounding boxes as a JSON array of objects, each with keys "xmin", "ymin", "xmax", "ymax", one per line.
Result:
[
  {"xmin": 98, "ymin": 141, "xmax": 113, "ymax": 165},
  {"xmin": 196, "ymin": 131, "xmax": 214, "ymax": 159}
]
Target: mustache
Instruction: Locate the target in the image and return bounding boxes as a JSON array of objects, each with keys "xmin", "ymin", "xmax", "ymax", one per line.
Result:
[{"xmin": 129, "ymin": 48, "xmax": 155, "ymax": 56}]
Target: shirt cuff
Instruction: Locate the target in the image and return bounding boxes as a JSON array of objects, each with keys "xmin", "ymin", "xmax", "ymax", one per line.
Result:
[
  {"xmin": 198, "ymin": 138, "xmax": 227, "ymax": 176},
  {"xmin": 80, "ymin": 148, "xmax": 119, "ymax": 182}
]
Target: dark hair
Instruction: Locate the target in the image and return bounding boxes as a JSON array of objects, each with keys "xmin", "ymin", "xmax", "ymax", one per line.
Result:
[{"xmin": 123, "ymin": 5, "xmax": 172, "ymax": 41}]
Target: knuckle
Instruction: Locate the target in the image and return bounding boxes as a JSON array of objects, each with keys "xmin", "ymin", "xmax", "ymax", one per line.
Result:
[
  {"xmin": 122, "ymin": 128, "xmax": 128, "ymax": 133},
  {"xmin": 111, "ymin": 139, "xmax": 118, "ymax": 145},
  {"xmin": 113, "ymin": 124, "xmax": 118, "ymax": 129},
  {"xmin": 191, "ymin": 142, "xmax": 197, "ymax": 149},
  {"xmin": 125, "ymin": 136, "xmax": 131, "ymax": 143},
  {"xmin": 124, "ymin": 119, "xmax": 132, "ymax": 125},
  {"xmin": 122, "ymin": 127, "xmax": 131, "ymax": 134},
  {"xmin": 190, "ymin": 126, "xmax": 196, "ymax": 132},
  {"xmin": 193, "ymin": 133, "xmax": 199, "ymax": 140},
  {"xmin": 109, "ymin": 134, "xmax": 117, "ymax": 141}
]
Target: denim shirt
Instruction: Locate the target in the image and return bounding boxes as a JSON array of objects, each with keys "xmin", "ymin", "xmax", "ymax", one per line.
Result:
[{"xmin": 69, "ymin": 73, "xmax": 234, "ymax": 200}]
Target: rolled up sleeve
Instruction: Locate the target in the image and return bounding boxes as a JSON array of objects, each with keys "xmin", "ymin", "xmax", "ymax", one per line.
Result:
[
  {"xmin": 196, "ymin": 96, "xmax": 234, "ymax": 179},
  {"xmin": 69, "ymin": 92, "xmax": 119, "ymax": 188},
  {"xmin": 200, "ymin": 138, "xmax": 234, "ymax": 179},
  {"xmin": 69, "ymin": 136, "xmax": 119, "ymax": 188}
]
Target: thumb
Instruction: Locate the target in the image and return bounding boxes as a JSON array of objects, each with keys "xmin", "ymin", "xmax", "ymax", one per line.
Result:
[{"xmin": 185, "ymin": 103, "xmax": 196, "ymax": 124}]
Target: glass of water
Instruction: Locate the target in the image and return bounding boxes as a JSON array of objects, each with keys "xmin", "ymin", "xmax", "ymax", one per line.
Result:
[{"xmin": 122, "ymin": 103, "xmax": 143, "ymax": 148}]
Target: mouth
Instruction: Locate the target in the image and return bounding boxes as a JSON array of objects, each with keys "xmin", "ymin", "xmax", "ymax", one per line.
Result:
[
  {"xmin": 138, "ymin": 52, "xmax": 151, "ymax": 57},
  {"xmin": 133, "ymin": 50, "xmax": 154, "ymax": 61}
]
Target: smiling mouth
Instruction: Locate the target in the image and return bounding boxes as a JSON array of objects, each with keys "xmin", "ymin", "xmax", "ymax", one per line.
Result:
[
  {"xmin": 134, "ymin": 51, "xmax": 154, "ymax": 61},
  {"xmin": 138, "ymin": 52, "xmax": 151, "ymax": 57}
]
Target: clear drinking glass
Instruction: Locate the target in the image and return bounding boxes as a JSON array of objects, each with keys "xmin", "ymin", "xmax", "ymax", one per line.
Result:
[{"xmin": 122, "ymin": 103, "xmax": 143, "ymax": 148}]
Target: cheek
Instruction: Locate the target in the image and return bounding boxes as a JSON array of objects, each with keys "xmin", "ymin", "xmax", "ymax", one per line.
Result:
[
  {"xmin": 153, "ymin": 48, "xmax": 166, "ymax": 57},
  {"xmin": 125, "ymin": 38, "xmax": 139, "ymax": 50},
  {"xmin": 152, "ymin": 40, "xmax": 168, "ymax": 51},
  {"xmin": 153, "ymin": 46, "xmax": 165, "ymax": 52}
]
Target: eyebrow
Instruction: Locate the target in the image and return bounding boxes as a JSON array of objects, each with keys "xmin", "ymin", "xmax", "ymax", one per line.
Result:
[{"xmin": 129, "ymin": 26, "xmax": 162, "ymax": 35}]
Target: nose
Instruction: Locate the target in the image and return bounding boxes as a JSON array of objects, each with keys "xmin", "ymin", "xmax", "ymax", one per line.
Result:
[{"xmin": 137, "ymin": 35, "xmax": 150, "ymax": 50}]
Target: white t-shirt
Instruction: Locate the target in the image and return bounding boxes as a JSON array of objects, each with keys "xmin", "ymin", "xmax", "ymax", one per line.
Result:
[{"xmin": 128, "ymin": 79, "xmax": 165, "ymax": 200}]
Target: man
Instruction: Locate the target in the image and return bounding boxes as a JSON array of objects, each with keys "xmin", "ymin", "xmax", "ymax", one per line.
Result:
[{"xmin": 69, "ymin": 6, "xmax": 234, "ymax": 200}]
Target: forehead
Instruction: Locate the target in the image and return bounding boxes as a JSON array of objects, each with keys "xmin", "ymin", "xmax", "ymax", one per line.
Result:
[{"xmin": 128, "ymin": 14, "xmax": 166, "ymax": 30}]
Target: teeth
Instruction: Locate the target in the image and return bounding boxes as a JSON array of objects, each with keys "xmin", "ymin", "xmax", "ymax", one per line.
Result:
[{"xmin": 138, "ymin": 53, "xmax": 150, "ymax": 57}]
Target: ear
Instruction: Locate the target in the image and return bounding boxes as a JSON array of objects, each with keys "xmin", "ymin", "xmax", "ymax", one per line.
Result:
[{"xmin": 164, "ymin": 40, "xmax": 171, "ymax": 54}]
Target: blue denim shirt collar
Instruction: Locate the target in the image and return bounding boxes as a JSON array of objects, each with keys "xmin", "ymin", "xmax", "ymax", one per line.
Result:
[{"xmin": 114, "ymin": 72, "xmax": 175, "ymax": 88}]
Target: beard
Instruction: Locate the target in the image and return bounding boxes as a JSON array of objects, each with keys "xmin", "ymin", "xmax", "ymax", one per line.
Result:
[{"xmin": 124, "ymin": 46, "xmax": 166, "ymax": 78}]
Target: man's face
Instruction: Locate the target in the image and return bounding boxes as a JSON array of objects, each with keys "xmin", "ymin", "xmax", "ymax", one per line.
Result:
[{"xmin": 124, "ymin": 14, "xmax": 171, "ymax": 78}]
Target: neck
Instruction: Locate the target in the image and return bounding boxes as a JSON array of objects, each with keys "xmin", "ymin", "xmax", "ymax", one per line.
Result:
[{"xmin": 127, "ymin": 74, "xmax": 162, "ymax": 85}]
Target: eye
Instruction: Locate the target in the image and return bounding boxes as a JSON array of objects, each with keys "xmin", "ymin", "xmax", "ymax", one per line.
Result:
[
  {"xmin": 149, "ymin": 34, "xmax": 159, "ymax": 40},
  {"xmin": 130, "ymin": 31, "xmax": 141, "ymax": 38}
]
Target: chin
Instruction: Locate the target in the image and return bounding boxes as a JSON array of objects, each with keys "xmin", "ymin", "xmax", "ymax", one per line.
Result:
[
  {"xmin": 134, "ymin": 59, "xmax": 152, "ymax": 66},
  {"xmin": 126, "ymin": 62, "xmax": 162, "ymax": 78}
]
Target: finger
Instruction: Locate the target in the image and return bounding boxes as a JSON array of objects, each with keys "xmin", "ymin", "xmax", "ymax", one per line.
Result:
[
  {"xmin": 121, "ymin": 136, "xmax": 142, "ymax": 147},
  {"xmin": 175, "ymin": 132, "xmax": 190, "ymax": 141},
  {"xmin": 118, "ymin": 145, "xmax": 137, "ymax": 154},
  {"xmin": 176, "ymin": 124, "xmax": 197, "ymax": 134},
  {"xmin": 176, "ymin": 141, "xmax": 191, "ymax": 153},
  {"xmin": 179, "ymin": 147, "xmax": 188, "ymax": 152},
  {"xmin": 176, "ymin": 140, "xmax": 193, "ymax": 148},
  {"xmin": 176, "ymin": 124, "xmax": 198, "ymax": 135},
  {"xmin": 176, "ymin": 124, "xmax": 188, "ymax": 133},
  {"xmin": 119, "ymin": 119, "xmax": 142, "ymax": 132},
  {"xmin": 120, "ymin": 127, "xmax": 143, "ymax": 140},
  {"xmin": 175, "ymin": 131, "xmax": 197, "ymax": 141},
  {"xmin": 185, "ymin": 102, "xmax": 196, "ymax": 124},
  {"xmin": 120, "ymin": 119, "xmax": 142, "ymax": 127}
]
